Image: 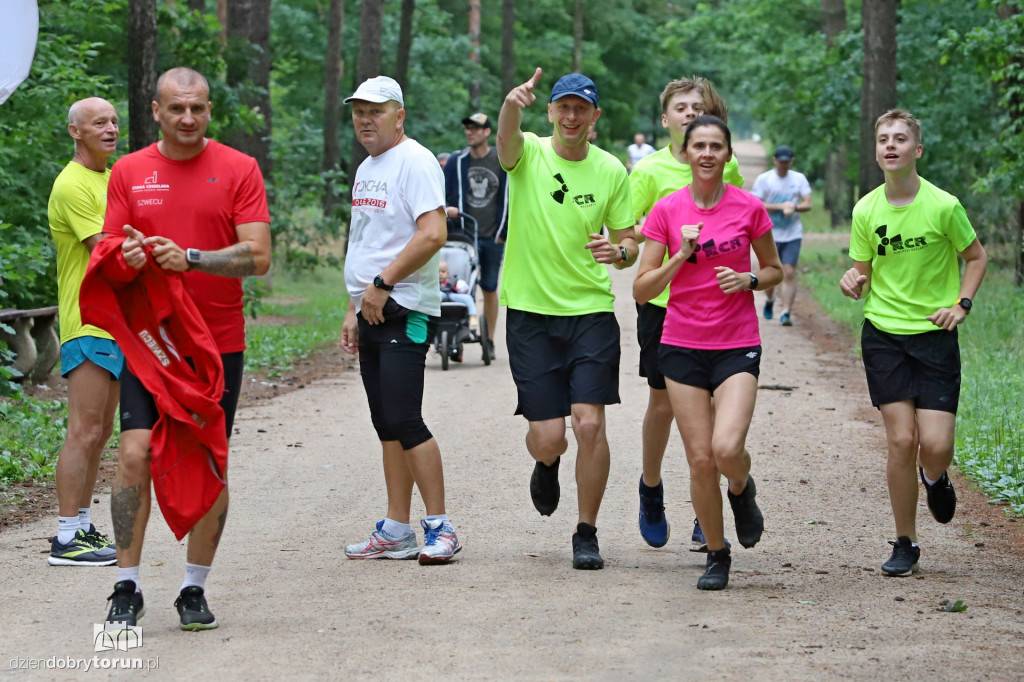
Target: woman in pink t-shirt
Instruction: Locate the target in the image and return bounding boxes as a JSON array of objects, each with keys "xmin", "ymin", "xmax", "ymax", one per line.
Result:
[{"xmin": 634, "ymin": 115, "xmax": 782, "ymax": 591}]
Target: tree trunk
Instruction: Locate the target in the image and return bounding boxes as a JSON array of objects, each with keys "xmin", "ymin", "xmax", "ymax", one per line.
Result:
[
  {"xmin": 128, "ymin": 0, "xmax": 159, "ymax": 152},
  {"xmin": 226, "ymin": 0, "xmax": 273, "ymax": 180},
  {"xmin": 859, "ymin": 0, "xmax": 898, "ymax": 197},
  {"xmin": 187, "ymin": 0, "xmax": 205, "ymax": 12},
  {"xmin": 395, "ymin": 0, "xmax": 414, "ymax": 93},
  {"xmin": 217, "ymin": 0, "xmax": 227, "ymax": 39},
  {"xmin": 469, "ymin": 0, "xmax": 481, "ymax": 106},
  {"xmin": 572, "ymin": 0, "xmax": 583, "ymax": 73},
  {"xmin": 322, "ymin": 0, "xmax": 344, "ymax": 218},
  {"xmin": 501, "ymin": 0, "xmax": 515, "ymax": 96},
  {"xmin": 349, "ymin": 0, "xmax": 383, "ymax": 177},
  {"xmin": 822, "ymin": 0, "xmax": 849, "ymax": 227}
]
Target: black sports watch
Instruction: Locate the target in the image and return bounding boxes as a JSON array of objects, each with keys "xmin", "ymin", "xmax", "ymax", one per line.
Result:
[
  {"xmin": 186, "ymin": 248, "xmax": 201, "ymax": 270},
  {"xmin": 747, "ymin": 272, "xmax": 758, "ymax": 290},
  {"xmin": 618, "ymin": 245, "xmax": 628, "ymax": 263},
  {"xmin": 373, "ymin": 275, "xmax": 394, "ymax": 292},
  {"xmin": 956, "ymin": 297, "xmax": 972, "ymax": 314}
]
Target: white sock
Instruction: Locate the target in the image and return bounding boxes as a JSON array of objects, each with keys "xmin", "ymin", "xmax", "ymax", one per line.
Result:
[
  {"xmin": 426, "ymin": 514, "xmax": 450, "ymax": 526},
  {"xmin": 922, "ymin": 470, "xmax": 940, "ymax": 486},
  {"xmin": 182, "ymin": 563, "xmax": 211, "ymax": 591},
  {"xmin": 381, "ymin": 518, "xmax": 412, "ymax": 538},
  {"xmin": 78, "ymin": 507, "xmax": 92, "ymax": 530},
  {"xmin": 117, "ymin": 566, "xmax": 141, "ymax": 592},
  {"xmin": 57, "ymin": 516, "xmax": 81, "ymax": 544}
]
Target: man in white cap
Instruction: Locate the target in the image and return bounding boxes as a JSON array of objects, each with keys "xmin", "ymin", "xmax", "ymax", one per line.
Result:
[
  {"xmin": 497, "ymin": 68, "xmax": 636, "ymax": 570},
  {"xmin": 340, "ymin": 76, "xmax": 462, "ymax": 565}
]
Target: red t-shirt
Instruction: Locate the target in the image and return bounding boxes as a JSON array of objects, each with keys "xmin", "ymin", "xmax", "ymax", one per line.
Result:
[{"xmin": 104, "ymin": 140, "xmax": 270, "ymax": 353}]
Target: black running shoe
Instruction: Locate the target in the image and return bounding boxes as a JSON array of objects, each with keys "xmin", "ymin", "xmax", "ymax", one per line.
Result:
[
  {"xmin": 174, "ymin": 586, "xmax": 219, "ymax": 631},
  {"xmin": 881, "ymin": 536, "xmax": 920, "ymax": 577},
  {"xmin": 106, "ymin": 580, "xmax": 145, "ymax": 626},
  {"xmin": 572, "ymin": 522, "xmax": 604, "ymax": 570},
  {"xmin": 727, "ymin": 475, "xmax": 764, "ymax": 548},
  {"xmin": 530, "ymin": 457, "xmax": 560, "ymax": 516},
  {"xmin": 697, "ymin": 547, "xmax": 731, "ymax": 590},
  {"xmin": 920, "ymin": 468, "xmax": 956, "ymax": 524}
]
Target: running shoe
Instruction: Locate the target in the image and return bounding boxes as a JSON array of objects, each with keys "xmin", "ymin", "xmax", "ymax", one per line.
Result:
[
  {"xmin": 697, "ymin": 547, "xmax": 731, "ymax": 590},
  {"xmin": 727, "ymin": 475, "xmax": 764, "ymax": 548},
  {"xmin": 83, "ymin": 524, "xmax": 116, "ymax": 551},
  {"xmin": 105, "ymin": 580, "xmax": 145, "ymax": 626},
  {"xmin": 530, "ymin": 457, "xmax": 560, "ymax": 516},
  {"xmin": 344, "ymin": 520, "xmax": 420, "ymax": 559},
  {"xmin": 881, "ymin": 536, "xmax": 920, "ymax": 577},
  {"xmin": 689, "ymin": 518, "xmax": 731, "ymax": 553},
  {"xmin": 572, "ymin": 522, "xmax": 604, "ymax": 570},
  {"xmin": 763, "ymin": 299, "xmax": 774, "ymax": 320},
  {"xmin": 418, "ymin": 518, "xmax": 462, "ymax": 565},
  {"xmin": 780, "ymin": 311, "xmax": 792, "ymax": 326},
  {"xmin": 920, "ymin": 468, "xmax": 956, "ymax": 524},
  {"xmin": 174, "ymin": 586, "xmax": 218, "ymax": 631},
  {"xmin": 49, "ymin": 528, "xmax": 117, "ymax": 566},
  {"xmin": 638, "ymin": 476, "xmax": 670, "ymax": 548}
]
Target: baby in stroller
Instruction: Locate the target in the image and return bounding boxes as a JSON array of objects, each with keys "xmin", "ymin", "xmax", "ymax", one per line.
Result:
[
  {"xmin": 440, "ymin": 260, "xmax": 478, "ymax": 331},
  {"xmin": 433, "ymin": 214, "xmax": 492, "ymax": 369}
]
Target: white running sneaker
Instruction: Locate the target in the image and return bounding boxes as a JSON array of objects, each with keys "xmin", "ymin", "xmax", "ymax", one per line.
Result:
[
  {"xmin": 418, "ymin": 518, "xmax": 462, "ymax": 565},
  {"xmin": 344, "ymin": 520, "xmax": 419, "ymax": 559}
]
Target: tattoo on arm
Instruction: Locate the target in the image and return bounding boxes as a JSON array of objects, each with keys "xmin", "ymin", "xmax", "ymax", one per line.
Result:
[
  {"xmin": 198, "ymin": 242, "xmax": 258, "ymax": 277},
  {"xmin": 111, "ymin": 483, "xmax": 142, "ymax": 551}
]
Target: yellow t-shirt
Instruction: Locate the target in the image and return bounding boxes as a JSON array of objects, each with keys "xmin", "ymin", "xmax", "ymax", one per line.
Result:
[{"xmin": 48, "ymin": 161, "xmax": 114, "ymax": 344}]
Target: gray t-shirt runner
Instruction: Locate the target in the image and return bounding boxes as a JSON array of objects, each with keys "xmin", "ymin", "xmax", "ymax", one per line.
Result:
[{"xmin": 463, "ymin": 148, "xmax": 503, "ymax": 239}]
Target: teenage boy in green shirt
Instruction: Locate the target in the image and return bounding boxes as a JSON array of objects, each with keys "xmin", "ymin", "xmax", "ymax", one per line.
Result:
[
  {"xmin": 497, "ymin": 67, "xmax": 636, "ymax": 570},
  {"xmin": 840, "ymin": 109, "xmax": 987, "ymax": 576}
]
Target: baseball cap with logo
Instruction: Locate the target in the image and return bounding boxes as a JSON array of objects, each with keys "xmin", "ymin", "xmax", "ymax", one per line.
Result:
[
  {"xmin": 549, "ymin": 73, "xmax": 599, "ymax": 107},
  {"xmin": 344, "ymin": 76, "xmax": 404, "ymax": 108},
  {"xmin": 773, "ymin": 145, "xmax": 795, "ymax": 161},
  {"xmin": 462, "ymin": 112, "xmax": 492, "ymax": 129}
]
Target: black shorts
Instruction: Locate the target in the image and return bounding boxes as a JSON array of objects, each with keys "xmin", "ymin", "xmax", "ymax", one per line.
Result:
[
  {"xmin": 636, "ymin": 302, "xmax": 667, "ymax": 390},
  {"xmin": 477, "ymin": 238, "xmax": 505, "ymax": 293},
  {"xmin": 861, "ymin": 319, "xmax": 960, "ymax": 413},
  {"xmin": 120, "ymin": 351, "xmax": 245, "ymax": 437},
  {"xmin": 506, "ymin": 309, "xmax": 620, "ymax": 421},
  {"xmin": 658, "ymin": 344, "xmax": 761, "ymax": 392},
  {"xmin": 357, "ymin": 299, "xmax": 437, "ymax": 449}
]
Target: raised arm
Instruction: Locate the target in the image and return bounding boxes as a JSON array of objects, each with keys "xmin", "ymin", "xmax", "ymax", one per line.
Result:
[{"xmin": 497, "ymin": 67, "xmax": 542, "ymax": 171}]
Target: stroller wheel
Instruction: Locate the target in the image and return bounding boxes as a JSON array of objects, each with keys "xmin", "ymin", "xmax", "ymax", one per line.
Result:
[{"xmin": 440, "ymin": 330, "xmax": 450, "ymax": 371}]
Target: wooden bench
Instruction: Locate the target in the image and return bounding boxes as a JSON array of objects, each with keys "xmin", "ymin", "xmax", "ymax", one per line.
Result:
[{"xmin": 0, "ymin": 306, "xmax": 60, "ymax": 383}]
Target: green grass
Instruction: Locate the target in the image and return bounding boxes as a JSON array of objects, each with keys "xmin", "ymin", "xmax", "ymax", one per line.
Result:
[
  {"xmin": 244, "ymin": 266, "xmax": 349, "ymax": 379},
  {"xmin": 799, "ymin": 210, "xmax": 1024, "ymax": 515},
  {"xmin": 0, "ymin": 396, "xmax": 67, "ymax": 486}
]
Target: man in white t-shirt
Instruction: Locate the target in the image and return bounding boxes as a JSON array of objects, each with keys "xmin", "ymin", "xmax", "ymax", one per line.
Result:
[
  {"xmin": 751, "ymin": 144, "xmax": 812, "ymax": 326},
  {"xmin": 340, "ymin": 76, "xmax": 461, "ymax": 565},
  {"xmin": 626, "ymin": 132, "xmax": 655, "ymax": 171}
]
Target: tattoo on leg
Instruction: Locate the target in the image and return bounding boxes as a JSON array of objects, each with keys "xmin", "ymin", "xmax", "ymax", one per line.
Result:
[{"xmin": 111, "ymin": 483, "xmax": 142, "ymax": 550}]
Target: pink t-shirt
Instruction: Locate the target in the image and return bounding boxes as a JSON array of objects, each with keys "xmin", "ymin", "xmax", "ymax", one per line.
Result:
[{"xmin": 642, "ymin": 184, "xmax": 772, "ymax": 349}]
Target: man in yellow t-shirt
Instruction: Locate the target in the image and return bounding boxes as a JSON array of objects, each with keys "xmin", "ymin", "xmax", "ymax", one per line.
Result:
[
  {"xmin": 46, "ymin": 97, "xmax": 124, "ymax": 567},
  {"xmin": 497, "ymin": 68, "xmax": 636, "ymax": 570},
  {"xmin": 840, "ymin": 109, "xmax": 987, "ymax": 577}
]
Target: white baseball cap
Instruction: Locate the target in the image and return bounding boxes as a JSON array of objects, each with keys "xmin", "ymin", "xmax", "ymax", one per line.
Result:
[{"xmin": 344, "ymin": 76, "xmax": 404, "ymax": 107}]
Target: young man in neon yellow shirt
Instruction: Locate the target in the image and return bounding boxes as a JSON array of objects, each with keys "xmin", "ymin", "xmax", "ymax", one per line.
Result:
[
  {"xmin": 47, "ymin": 98, "xmax": 124, "ymax": 566},
  {"xmin": 497, "ymin": 68, "xmax": 637, "ymax": 569},
  {"xmin": 630, "ymin": 77, "xmax": 743, "ymax": 553},
  {"xmin": 840, "ymin": 109, "xmax": 987, "ymax": 576}
]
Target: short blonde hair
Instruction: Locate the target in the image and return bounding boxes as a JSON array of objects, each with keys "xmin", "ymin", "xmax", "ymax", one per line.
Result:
[{"xmin": 875, "ymin": 108, "xmax": 922, "ymax": 145}]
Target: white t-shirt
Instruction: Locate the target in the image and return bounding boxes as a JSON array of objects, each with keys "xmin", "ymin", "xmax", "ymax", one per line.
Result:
[
  {"xmin": 627, "ymin": 142, "xmax": 656, "ymax": 167},
  {"xmin": 345, "ymin": 138, "xmax": 444, "ymax": 315},
  {"xmin": 751, "ymin": 169, "xmax": 812, "ymax": 243}
]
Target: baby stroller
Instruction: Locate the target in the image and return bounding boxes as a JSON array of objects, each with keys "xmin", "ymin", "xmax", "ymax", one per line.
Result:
[{"xmin": 434, "ymin": 212, "xmax": 492, "ymax": 370}]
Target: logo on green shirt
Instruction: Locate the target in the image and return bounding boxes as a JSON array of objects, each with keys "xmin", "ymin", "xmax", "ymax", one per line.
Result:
[{"xmin": 874, "ymin": 224, "xmax": 927, "ymax": 256}]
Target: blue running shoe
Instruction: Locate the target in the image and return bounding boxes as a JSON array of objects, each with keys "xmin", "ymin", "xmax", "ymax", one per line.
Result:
[
  {"xmin": 780, "ymin": 311, "xmax": 792, "ymax": 326},
  {"xmin": 763, "ymin": 299, "xmax": 774, "ymax": 320},
  {"xmin": 689, "ymin": 518, "xmax": 731, "ymax": 553},
  {"xmin": 638, "ymin": 477, "xmax": 670, "ymax": 548}
]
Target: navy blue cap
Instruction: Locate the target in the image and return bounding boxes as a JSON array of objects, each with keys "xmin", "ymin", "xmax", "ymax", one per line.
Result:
[
  {"xmin": 549, "ymin": 73, "xmax": 599, "ymax": 107},
  {"xmin": 773, "ymin": 145, "xmax": 794, "ymax": 161}
]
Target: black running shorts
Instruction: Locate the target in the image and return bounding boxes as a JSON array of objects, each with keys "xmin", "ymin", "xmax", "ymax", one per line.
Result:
[
  {"xmin": 658, "ymin": 344, "xmax": 761, "ymax": 392},
  {"xmin": 636, "ymin": 302, "xmax": 667, "ymax": 390},
  {"xmin": 861, "ymin": 319, "xmax": 960, "ymax": 413}
]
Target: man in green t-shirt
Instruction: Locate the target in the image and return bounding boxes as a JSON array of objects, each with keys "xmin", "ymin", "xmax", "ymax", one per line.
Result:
[
  {"xmin": 46, "ymin": 97, "xmax": 124, "ymax": 567},
  {"xmin": 630, "ymin": 77, "xmax": 745, "ymax": 553},
  {"xmin": 840, "ymin": 109, "xmax": 987, "ymax": 577},
  {"xmin": 497, "ymin": 68, "xmax": 637, "ymax": 570}
]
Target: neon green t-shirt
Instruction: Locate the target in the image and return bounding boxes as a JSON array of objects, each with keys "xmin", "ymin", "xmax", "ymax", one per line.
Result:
[
  {"xmin": 48, "ymin": 161, "xmax": 114, "ymax": 344},
  {"xmin": 849, "ymin": 177, "xmax": 977, "ymax": 335},
  {"xmin": 500, "ymin": 133, "xmax": 633, "ymax": 315},
  {"xmin": 630, "ymin": 146, "xmax": 744, "ymax": 307}
]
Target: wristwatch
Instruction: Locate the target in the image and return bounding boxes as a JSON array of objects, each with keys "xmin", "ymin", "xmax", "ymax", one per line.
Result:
[
  {"xmin": 618, "ymin": 245, "xmax": 628, "ymax": 263},
  {"xmin": 185, "ymin": 248, "xmax": 201, "ymax": 270},
  {"xmin": 956, "ymin": 297, "xmax": 972, "ymax": 314},
  {"xmin": 747, "ymin": 272, "xmax": 759, "ymax": 290},
  {"xmin": 373, "ymin": 274, "xmax": 394, "ymax": 292}
]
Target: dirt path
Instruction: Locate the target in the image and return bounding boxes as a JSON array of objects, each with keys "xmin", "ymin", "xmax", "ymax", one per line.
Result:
[{"xmin": 3, "ymin": 145, "xmax": 1023, "ymax": 680}]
